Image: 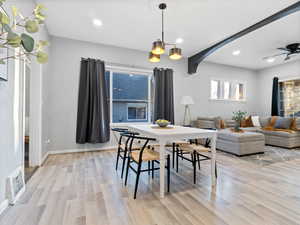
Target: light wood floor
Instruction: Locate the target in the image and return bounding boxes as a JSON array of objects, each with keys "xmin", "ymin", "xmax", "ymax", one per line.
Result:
[{"xmin": 1, "ymin": 149, "xmax": 300, "ymax": 225}]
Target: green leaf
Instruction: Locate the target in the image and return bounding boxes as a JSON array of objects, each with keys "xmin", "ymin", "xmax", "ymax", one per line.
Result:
[
  {"xmin": 34, "ymin": 4, "xmax": 46, "ymax": 23},
  {"xmin": 0, "ymin": 11, "xmax": 10, "ymax": 24},
  {"xmin": 21, "ymin": 33, "xmax": 34, "ymax": 52},
  {"xmin": 0, "ymin": 59, "xmax": 5, "ymax": 64},
  {"xmin": 7, "ymin": 32, "xmax": 21, "ymax": 48},
  {"xmin": 36, "ymin": 51, "xmax": 48, "ymax": 64},
  {"xmin": 3, "ymin": 24, "xmax": 11, "ymax": 33},
  {"xmin": 25, "ymin": 20, "xmax": 39, "ymax": 33}
]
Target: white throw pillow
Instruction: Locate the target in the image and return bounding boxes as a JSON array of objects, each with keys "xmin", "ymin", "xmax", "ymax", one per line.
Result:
[{"xmin": 251, "ymin": 116, "xmax": 261, "ymax": 127}]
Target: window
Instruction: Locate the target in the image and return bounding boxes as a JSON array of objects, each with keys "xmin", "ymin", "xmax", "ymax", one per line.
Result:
[
  {"xmin": 127, "ymin": 103, "xmax": 147, "ymax": 120},
  {"xmin": 106, "ymin": 68, "xmax": 152, "ymax": 124},
  {"xmin": 210, "ymin": 79, "xmax": 245, "ymax": 101},
  {"xmin": 279, "ymin": 79, "xmax": 300, "ymax": 117}
]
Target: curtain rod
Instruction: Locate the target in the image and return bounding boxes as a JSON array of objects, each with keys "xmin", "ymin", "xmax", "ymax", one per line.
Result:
[{"xmin": 81, "ymin": 58, "xmax": 154, "ymax": 72}]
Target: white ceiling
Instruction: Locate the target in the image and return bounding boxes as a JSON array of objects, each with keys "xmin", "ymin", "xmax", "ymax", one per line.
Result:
[{"xmin": 37, "ymin": 0, "xmax": 300, "ymax": 70}]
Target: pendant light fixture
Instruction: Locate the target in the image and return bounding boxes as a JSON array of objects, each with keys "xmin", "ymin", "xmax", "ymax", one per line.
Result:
[{"xmin": 148, "ymin": 3, "xmax": 182, "ymax": 62}]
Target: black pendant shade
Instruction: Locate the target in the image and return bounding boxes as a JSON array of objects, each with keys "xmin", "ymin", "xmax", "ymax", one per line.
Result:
[{"xmin": 148, "ymin": 3, "xmax": 182, "ymax": 63}]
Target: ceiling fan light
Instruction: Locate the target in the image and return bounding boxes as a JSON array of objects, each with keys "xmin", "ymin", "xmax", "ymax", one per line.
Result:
[
  {"xmin": 169, "ymin": 47, "xmax": 182, "ymax": 60},
  {"xmin": 149, "ymin": 52, "xmax": 160, "ymax": 63},
  {"xmin": 152, "ymin": 40, "xmax": 165, "ymax": 55}
]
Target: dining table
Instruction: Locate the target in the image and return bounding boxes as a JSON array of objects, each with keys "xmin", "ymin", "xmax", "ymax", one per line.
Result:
[{"xmin": 128, "ymin": 124, "xmax": 218, "ymax": 198}]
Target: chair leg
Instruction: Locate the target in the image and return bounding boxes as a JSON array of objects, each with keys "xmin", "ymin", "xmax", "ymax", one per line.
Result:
[
  {"xmin": 176, "ymin": 148, "xmax": 179, "ymax": 173},
  {"xmin": 148, "ymin": 161, "xmax": 151, "ymax": 175},
  {"xmin": 215, "ymin": 163, "xmax": 218, "ymax": 179},
  {"xmin": 167, "ymin": 155, "xmax": 170, "ymax": 193},
  {"xmin": 125, "ymin": 156, "xmax": 131, "ymax": 186},
  {"xmin": 193, "ymin": 151, "xmax": 197, "ymax": 184},
  {"xmin": 116, "ymin": 146, "xmax": 121, "ymax": 170},
  {"xmin": 172, "ymin": 143, "xmax": 176, "ymax": 169},
  {"xmin": 197, "ymin": 153, "xmax": 201, "ymax": 170},
  {"xmin": 151, "ymin": 160, "xmax": 154, "ymax": 179},
  {"xmin": 121, "ymin": 150, "xmax": 127, "ymax": 179},
  {"xmin": 134, "ymin": 162, "xmax": 142, "ymax": 199}
]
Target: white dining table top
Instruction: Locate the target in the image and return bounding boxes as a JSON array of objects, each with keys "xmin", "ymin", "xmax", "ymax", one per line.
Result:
[{"xmin": 128, "ymin": 125, "xmax": 217, "ymax": 139}]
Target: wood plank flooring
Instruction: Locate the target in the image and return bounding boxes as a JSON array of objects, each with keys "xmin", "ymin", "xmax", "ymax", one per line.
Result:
[{"xmin": 1, "ymin": 149, "xmax": 300, "ymax": 225}]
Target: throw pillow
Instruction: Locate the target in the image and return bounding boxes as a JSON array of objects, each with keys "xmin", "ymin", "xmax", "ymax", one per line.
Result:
[
  {"xmin": 270, "ymin": 116, "xmax": 278, "ymax": 127},
  {"xmin": 241, "ymin": 116, "xmax": 253, "ymax": 127},
  {"xmin": 290, "ymin": 118, "xmax": 297, "ymax": 131},
  {"xmin": 220, "ymin": 119, "xmax": 226, "ymax": 129},
  {"xmin": 259, "ymin": 117, "xmax": 270, "ymax": 128},
  {"xmin": 251, "ymin": 116, "xmax": 261, "ymax": 127},
  {"xmin": 274, "ymin": 117, "xmax": 292, "ymax": 129}
]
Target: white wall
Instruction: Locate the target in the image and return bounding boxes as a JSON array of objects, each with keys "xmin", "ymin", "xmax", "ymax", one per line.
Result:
[
  {"xmin": 0, "ymin": 0, "xmax": 50, "ymax": 205},
  {"xmin": 256, "ymin": 59, "xmax": 300, "ymax": 116},
  {"xmin": 45, "ymin": 36, "xmax": 259, "ymax": 152}
]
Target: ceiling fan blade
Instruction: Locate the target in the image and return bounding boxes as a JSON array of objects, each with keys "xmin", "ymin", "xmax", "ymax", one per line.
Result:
[
  {"xmin": 263, "ymin": 53, "xmax": 286, "ymax": 60},
  {"xmin": 277, "ymin": 47, "xmax": 289, "ymax": 52}
]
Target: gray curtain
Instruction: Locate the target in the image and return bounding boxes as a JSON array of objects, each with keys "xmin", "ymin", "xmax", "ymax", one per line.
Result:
[
  {"xmin": 153, "ymin": 68, "xmax": 175, "ymax": 124},
  {"xmin": 76, "ymin": 58, "xmax": 110, "ymax": 143}
]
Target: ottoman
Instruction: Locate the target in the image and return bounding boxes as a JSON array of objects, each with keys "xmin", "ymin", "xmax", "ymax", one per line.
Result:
[{"xmin": 217, "ymin": 129, "xmax": 265, "ymax": 156}]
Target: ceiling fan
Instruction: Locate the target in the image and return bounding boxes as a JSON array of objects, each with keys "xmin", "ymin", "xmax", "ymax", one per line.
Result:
[{"xmin": 263, "ymin": 43, "xmax": 300, "ymax": 61}]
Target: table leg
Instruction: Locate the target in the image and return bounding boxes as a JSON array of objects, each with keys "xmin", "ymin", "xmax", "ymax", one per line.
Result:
[
  {"xmin": 159, "ymin": 140, "xmax": 166, "ymax": 198},
  {"xmin": 210, "ymin": 133, "xmax": 217, "ymax": 186}
]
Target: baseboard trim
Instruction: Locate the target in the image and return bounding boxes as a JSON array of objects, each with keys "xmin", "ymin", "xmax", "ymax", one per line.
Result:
[
  {"xmin": 45, "ymin": 146, "xmax": 117, "ymax": 157},
  {"xmin": 41, "ymin": 151, "xmax": 50, "ymax": 165},
  {"xmin": 0, "ymin": 199, "xmax": 9, "ymax": 215}
]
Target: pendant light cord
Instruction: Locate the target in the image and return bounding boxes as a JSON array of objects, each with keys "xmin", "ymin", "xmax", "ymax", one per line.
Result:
[{"xmin": 162, "ymin": 8, "xmax": 164, "ymax": 44}]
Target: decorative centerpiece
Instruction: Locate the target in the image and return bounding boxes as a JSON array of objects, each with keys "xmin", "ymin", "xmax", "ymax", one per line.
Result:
[
  {"xmin": 232, "ymin": 110, "xmax": 247, "ymax": 132},
  {"xmin": 156, "ymin": 119, "xmax": 170, "ymax": 128}
]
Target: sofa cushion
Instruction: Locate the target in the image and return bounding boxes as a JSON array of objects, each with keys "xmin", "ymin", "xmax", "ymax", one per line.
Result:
[
  {"xmin": 274, "ymin": 117, "xmax": 292, "ymax": 129},
  {"xmin": 291, "ymin": 117, "xmax": 300, "ymax": 131},
  {"xmin": 251, "ymin": 116, "xmax": 261, "ymax": 127},
  {"xmin": 218, "ymin": 129, "xmax": 265, "ymax": 143},
  {"xmin": 240, "ymin": 127, "xmax": 262, "ymax": 132},
  {"xmin": 262, "ymin": 130, "xmax": 300, "ymax": 138},
  {"xmin": 224, "ymin": 119, "xmax": 237, "ymax": 128},
  {"xmin": 259, "ymin": 117, "xmax": 271, "ymax": 128}
]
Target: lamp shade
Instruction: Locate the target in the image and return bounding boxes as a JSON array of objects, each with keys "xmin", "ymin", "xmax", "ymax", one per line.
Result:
[
  {"xmin": 180, "ymin": 96, "xmax": 194, "ymax": 105},
  {"xmin": 149, "ymin": 52, "xmax": 160, "ymax": 62},
  {"xmin": 169, "ymin": 47, "xmax": 182, "ymax": 60}
]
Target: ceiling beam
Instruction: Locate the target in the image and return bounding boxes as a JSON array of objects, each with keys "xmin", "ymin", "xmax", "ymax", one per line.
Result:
[{"xmin": 188, "ymin": 1, "xmax": 300, "ymax": 74}]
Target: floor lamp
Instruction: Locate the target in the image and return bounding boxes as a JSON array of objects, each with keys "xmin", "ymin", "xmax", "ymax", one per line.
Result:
[{"xmin": 181, "ymin": 96, "xmax": 194, "ymax": 126}]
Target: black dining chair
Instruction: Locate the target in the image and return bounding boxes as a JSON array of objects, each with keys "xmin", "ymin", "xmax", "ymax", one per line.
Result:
[
  {"xmin": 111, "ymin": 128, "xmax": 140, "ymax": 178},
  {"xmin": 176, "ymin": 139, "xmax": 217, "ymax": 184},
  {"xmin": 123, "ymin": 133, "xmax": 171, "ymax": 199}
]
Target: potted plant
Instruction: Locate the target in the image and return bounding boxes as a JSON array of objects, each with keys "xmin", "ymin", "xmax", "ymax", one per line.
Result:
[
  {"xmin": 232, "ymin": 110, "xmax": 247, "ymax": 132},
  {"xmin": 0, "ymin": 0, "xmax": 48, "ymax": 65}
]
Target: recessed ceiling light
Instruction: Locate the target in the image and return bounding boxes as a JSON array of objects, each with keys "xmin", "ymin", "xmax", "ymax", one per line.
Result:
[
  {"xmin": 232, "ymin": 50, "xmax": 241, "ymax": 56},
  {"xmin": 93, "ymin": 19, "xmax": 103, "ymax": 27},
  {"xmin": 267, "ymin": 57, "xmax": 275, "ymax": 63},
  {"xmin": 176, "ymin": 38, "xmax": 184, "ymax": 44}
]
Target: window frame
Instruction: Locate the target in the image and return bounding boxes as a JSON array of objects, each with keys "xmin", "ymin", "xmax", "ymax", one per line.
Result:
[
  {"xmin": 106, "ymin": 65, "xmax": 153, "ymax": 125},
  {"xmin": 210, "ymin": 78, "xmax": 247, "ymax": 102},
  {"xmin": 126, "ymin": 103, "xmax": 148, "ymax": 121}
]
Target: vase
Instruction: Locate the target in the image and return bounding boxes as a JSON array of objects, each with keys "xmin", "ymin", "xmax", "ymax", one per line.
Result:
[{"xmin": 234, "ymin": 122, "xmax": 241, "ymax": 132}]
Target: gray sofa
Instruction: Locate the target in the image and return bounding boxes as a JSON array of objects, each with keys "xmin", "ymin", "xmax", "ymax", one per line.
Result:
[{"xmin": 193, "ymin": 116, "xmax": 300, "ymax": 155}]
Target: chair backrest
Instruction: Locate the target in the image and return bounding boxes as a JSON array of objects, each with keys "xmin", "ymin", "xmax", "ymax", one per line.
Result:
[
  {"xmin": 121, "ymin": 133, "xmax": 156, "ymax": 163},
  {"xmin": 111, "ymin": 128, "xmax": 128, "ymax": 144}
]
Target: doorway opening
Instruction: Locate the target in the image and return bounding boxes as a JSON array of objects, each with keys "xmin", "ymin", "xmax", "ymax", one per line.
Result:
[{"xmin": 23, "ymin": 62, "xmax": 37, "ymax": 182}]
